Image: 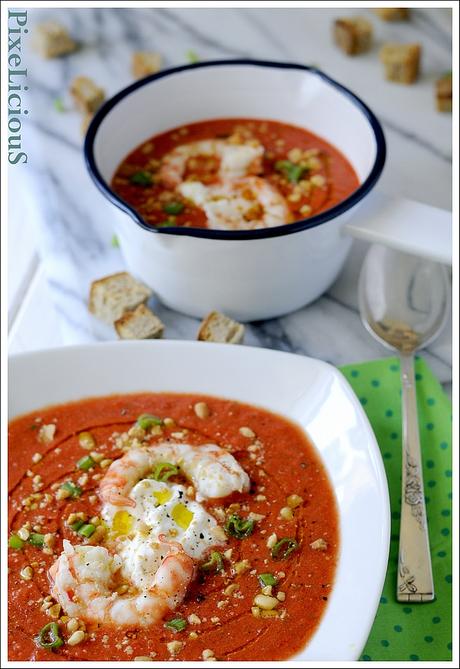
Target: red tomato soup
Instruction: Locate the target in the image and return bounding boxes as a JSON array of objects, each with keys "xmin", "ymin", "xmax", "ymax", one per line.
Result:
[
  {"xmin": 111, "ymin": 118, "xmax": 359, "ymax": 231},
  {"xmin": 8, "ymin": 393, "xmax": 338, "ymax": 661}
]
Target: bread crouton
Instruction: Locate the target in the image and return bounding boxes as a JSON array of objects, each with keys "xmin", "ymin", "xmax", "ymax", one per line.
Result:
[
  {"xmin": 132, "ymin": 51, "xmax": 162, "ymax": 79},
  {"xmin": 436, "ymin": 73, "xmax": 452, "ymax": 112},
  {"xmin": 197, "ymin": 311, "xmax": 245, "ymax": 344},
  {"xmin": 32, "ymin": 22, "xmax": 77, "ymax": 59},
  {"xmin": 89, "ymin": 272, "xmax": 152, "ymax": 324},
  {"xmin": 374, "ymin": 8, "xmax": 409, "ymax": 21},
  {"xmin": 380, "ymin": 43, "xmax": 421, "ymax": 84},
  {"xmin": 333, "ymin": 17, "xmax": 373, "ymax": 56},
  {"xmin": 114, "ymin": 304, "xmax": 164, "ymax": 340},
  {"xmin": 70, "ymin": 76, "xmax": 105, "ymax": 114}
]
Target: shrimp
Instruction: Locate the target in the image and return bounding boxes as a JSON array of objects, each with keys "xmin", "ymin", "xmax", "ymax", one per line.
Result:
[
  {"xmin": 99, "ymin": 442, "xmax": 250, "ymax": 508},
  {"xmin": 159, "ymin": 139, "xmax": 264, "ymax": 187},
  {"xmin": 49, "ymin": 536, "xmax": 194, "ymax": 627},
  {"xmin": 179, "ymin": 176, "xmax": 290, "ymax": 231}
]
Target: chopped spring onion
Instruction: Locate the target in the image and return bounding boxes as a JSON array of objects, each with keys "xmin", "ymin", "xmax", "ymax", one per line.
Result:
[
  {"xmin": 270, "ymin": 537, "xmax": 299, "ymax": 560},
  {"xmin": 78, "ymin": 523, "xmax": 96, "ymax": 538},
  {"xmin": 200, "ymin": 551, "xmax": 224, "ymax": 573},
  {"xmin": 70, "ymin": 520, "xmax": 85, "ymax": 533},
  {"xmin": 150, "ymin": 462, "xmax": 179, "ymax": 482},
  {"xmin": 61, "ymin": 481, "xmax": 82, "ymax": 498},
  {"xmin": 78, "ymin": 431, "xmax": 96, "ymax": 449},
  {"xmin": 164, "ymin": 617, "xmax": 187, "ymax": 632},
  {"xmin": 258, "ymin": 572, "xmax": 277, "ymax": 587},
  {"xmin": 274, "ymin": 159, "xmax": 307, "ymax": 184},
  {"xmin": 111, "ymin": 234, "xmax": 120, "ymax": 248},
  {"xmin": 224, "ymin": 513, "xmax": 255, "ymax": 539},
  {"xmin": 77, "ymin": 455, "xmax": 95, "ymax": 471},
  {"xmin": 130, "ymin": 170, "xmax": 153, "ymax": 186},
  {"xmin": 29, "ymin": 533, "xmax": 45, "ymax": 548},
  {"xmin": 136, "ymin": 413, "xmax": 163, "ymax": 430},
  {"xmin": 9, "ymin": 534, "xmax": 24, "ymax": 550},
  {"xmin": 37, "ymin": 622, "xmax": 64, "ymax": 650},
  {"xmin": 163, "ymin": 201, "xmax": 184, "ymax": 215}
]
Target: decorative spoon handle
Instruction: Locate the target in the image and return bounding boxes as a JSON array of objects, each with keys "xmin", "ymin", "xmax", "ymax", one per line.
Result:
[{"xmin": 397, "ymin": 353, "xmax": 435, "ymax": 602}]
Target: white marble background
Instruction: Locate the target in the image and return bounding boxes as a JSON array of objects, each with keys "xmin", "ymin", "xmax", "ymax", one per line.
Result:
[{"xmin": 9, "ymin": 6, "xmax": 452, "ymax": 391}]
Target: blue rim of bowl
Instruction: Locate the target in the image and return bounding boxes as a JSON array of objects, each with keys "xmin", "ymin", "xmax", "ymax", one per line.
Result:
[{"xmin": 84, "ymin": 59, "xmax": 386, "ymax": 241}]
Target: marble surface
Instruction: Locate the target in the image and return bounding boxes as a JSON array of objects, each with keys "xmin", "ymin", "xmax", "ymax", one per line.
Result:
[{"xmin": 9, "ymin": 6, "xmax": 452, "ymax": 389}]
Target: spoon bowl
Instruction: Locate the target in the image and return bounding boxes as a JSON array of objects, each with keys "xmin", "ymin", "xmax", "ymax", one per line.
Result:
[{"xmin": 359, "ymin": 244, "xmax": 449, "ymax": 354}]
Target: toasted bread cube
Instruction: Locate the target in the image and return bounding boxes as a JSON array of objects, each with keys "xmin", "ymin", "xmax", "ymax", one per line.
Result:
[
  {"xmin": 89, "ymin": 272, "xmax": 152, "ymax": 324},
  {"xmin": 380, "ymin": 43, "xmax": 421, "ymax": 84},
  {"xmin": 32, "ymin": 22, "xmax": 77, "ymax": 59},
  {"xmin": 436, "ymin": 73, "xmax": 452, "ymax": 112},
  {"xmin": 114, "ymin": 304, "xmax": 164, "ymax": 340},
  {"xmin": 70, "ymin": 76, "xmax": 105, "ymax": 114},
  {"xmin": 81, "ymin": 112, "xmax": 93, "ymax": 136},
  {"xmin": 374, "ymin": 8, "xmax": 409, "ymax": 21},
  {"xmin": 333, "ymin": 17, "xmax": 373, "ymax": 55},
  {"xmin": 132, "ymin": 52, "xmax": 162, "ymax": 79},
  {"xmin": 197, "ymin": 311, "xmax": 245, "ymax": 344}
]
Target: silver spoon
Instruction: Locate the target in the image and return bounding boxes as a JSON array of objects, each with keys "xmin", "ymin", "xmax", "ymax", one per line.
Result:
[{"xmin": 359, "ymin": 244, "xmax": 449, "ymax": 602}]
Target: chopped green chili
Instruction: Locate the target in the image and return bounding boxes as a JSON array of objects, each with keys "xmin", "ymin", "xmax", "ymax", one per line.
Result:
[
  {"xmin": 200, "ymin": 551, "xmax": 224, "ymax": 573},
  {"xmin": 224, "ymin": 513, "xmax": 255, "ymax": 539},
  {"xmin": 150, "ymin": 462, "xmax": 179, "ymax": 482},
  {"xmin": 61, "ymin": 481, "xmax": 82, "ymax": 498},
  {"xmin": 164, "ymin": 617, "xmax": 187, "ymax": 632},
  {"xmin": 77, "ymin": 455, "xmax": 95, "ymax": 471},
  {"xmin": 130, "ymin": 170, "xmax": 153, "ymax": 186},
  {"xmin": 78, "ymin": 523, "xmax": 96, "ymax": 538},
  {"xmin": 37, "ymin": 622, "xmax": 64, "ymax": 650},
  {"xmin": 258, "ymin": 572, "xmax": 277, "ymax": 587},
  {"xmin": 163, "ymin": 201, "xmax": 184, "ymax": 215},
  {"xmin": 136, "ymin": 413, "xmax": 163, "ymax": 430},
  {"xmin": 70, "ymin": 520, "xmax": 85, "ymax": 533},
  {"xmin": 29, "ymin": 533, "xmax": 45, "ymax": 548},
  {"xmin": 9, "ymin": 534, "xmax": 24, "ymax": 550},
  {"xmin": 274, "ymin": 159, "xmax": 307, "ymax": 183},
  {"xmin": 270, "ymin": 537, "xmax": 299, "ymax": 560}
]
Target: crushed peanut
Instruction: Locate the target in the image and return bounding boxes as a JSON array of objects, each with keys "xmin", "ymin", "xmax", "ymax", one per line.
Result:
[
  {"xmin": 187, "ymin": 613, "xmax": 201, "ymax": 625},
  {"xmin": 194, "ymin": 401, "xmax": 210, "ymax": 419},
  {"xmin": 67, "ymin": 630, "xmax": 85, "ymax": 646},
  {"xmin": 310, "ymin": 538, "xmax": 328, "ymax": 551},
  {"xmin": 254, "ymin": 594, "xmax": 279, "ymax": 610},
  {"xmin": 280, "ymin": 506, "xmax": 294, "ymax": 520},
  {"xmin": 287, "ymin": 494, "xmax": 303, "ymax": 508},
  {"xmin": 38, "ymin": 423, "xmax": 56, "ymax": 443},
  {"xmin": 17, "ymin": 527, "xmax": 30, "ymax": 541},
  {"xmin": 266, "ymin": 533, "xmax": 278, "ymax": 549},
  {"xmin": 233, "ymin": 559, "xmax": 251, "ymax": 575},
  {"xmin": 167, "ymin": 640, "xmax": 184, "ymax": 655},
  {"xmin": 239, "ymin": 426, "xmax": 255, "ymax": 438},
  {"xmin": 20, "ymin": 566, "xmax": 33, "ymax": 580}
]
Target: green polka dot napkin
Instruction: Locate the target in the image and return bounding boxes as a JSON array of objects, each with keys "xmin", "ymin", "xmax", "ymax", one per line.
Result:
[{"xmin": 340, "ymin": 356, "xmax": 452, "ymax": 661}]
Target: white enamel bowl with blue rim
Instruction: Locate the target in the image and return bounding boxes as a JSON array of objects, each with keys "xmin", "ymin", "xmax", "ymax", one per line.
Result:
[
  {"xmin": 85, "ymin": 60, "xmax": 386, "ymax": 321},
  {"xmin": 9, "ymin": 341, "xmax": 390, "ymax": 661}
]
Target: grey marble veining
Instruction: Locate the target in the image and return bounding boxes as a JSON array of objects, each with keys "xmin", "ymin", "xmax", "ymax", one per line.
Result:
[{"xmin": 13, "ymin": 7, "xmax": 452, "ymax": 386}]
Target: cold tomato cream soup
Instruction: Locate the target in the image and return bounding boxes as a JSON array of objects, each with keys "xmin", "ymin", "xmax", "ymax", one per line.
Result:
[
  {"xmin": 111, "ymin": 118, "xmax": 359, "ymax": 231},
  {"xmin": 8, "ymin": 393, "xmax": 338, "ymax": 661}
]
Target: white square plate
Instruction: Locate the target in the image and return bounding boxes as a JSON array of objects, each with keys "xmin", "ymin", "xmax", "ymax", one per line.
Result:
[{"xmin": 8, "ymin": 341, "xmax": 390, "ymax": 661}]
